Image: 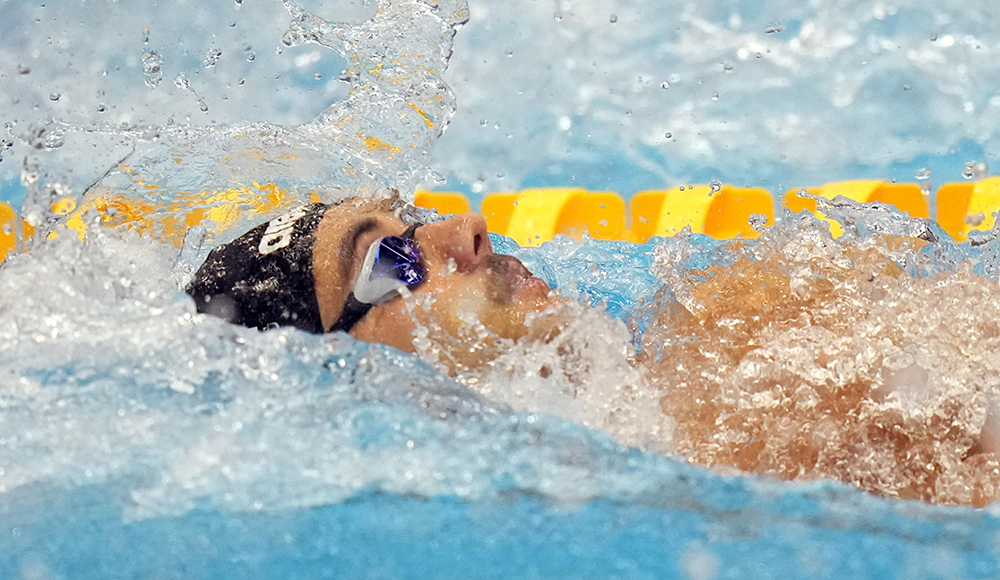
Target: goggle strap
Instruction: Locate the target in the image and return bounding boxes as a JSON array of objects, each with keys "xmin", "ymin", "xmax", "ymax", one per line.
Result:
[{"xmin": 328, "ymin": 293, "xmax": 373, "ymax": 333}]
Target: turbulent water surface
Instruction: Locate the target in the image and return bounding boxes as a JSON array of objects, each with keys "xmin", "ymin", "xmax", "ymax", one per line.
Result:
[{"xmin": 3, "ymin": 0, "xmax": 1000, "ymax": 578}]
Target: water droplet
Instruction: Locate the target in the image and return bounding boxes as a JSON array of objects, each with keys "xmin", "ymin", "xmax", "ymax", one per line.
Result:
[
  {"xmin": 625, "ymin": 109, "xmax": 632, "ymax": 115},
  {"xmin": 609, "ymin": 13, "xmax": 618, "ymax": 23},
  {"xmin": 712, "ymin": 92, "xmax": 719, "ymax": 101},
  {"xmin": 554, "ymin": 13, "xmax": 563, "ymax": 22},
  {"xmin": 43, "ymin": 132, "xmax": 64, "ymax": 150},
  {"xmin": 203, "ymin": 47, "xmax": 222, "ymax": 68},
  {"xmin": 314, "ymin": 72, "xmax": 322, "ymax": 80},
  {"xmin": 755, "ymin": 52, "xmax": 762, "ymax": 59},
  {"xmin": 765, "ymin": 24, "xmax": 784, "ymax": 34},
  {"xmin": 748, "ymin": 213, "xmax": 768, "ymax": 232},
  {"xmin": 660, "ymin": 81, "xmax": 670, "ymax": 89},
  {"xmin": 709, "ymin": 179, "xmax": 722, "ymax": 195},
  {"xmin": 142, "ymin": 27, "xmax": 150, "ymax": 45},
  {"xmin": 96, "ymin": 103, "xmax": 106, "ymax": 113},
  {"xmin": 246, "ymin": 51, "xmax": 256, "ymax": 62},
  {"xmin": 963, "ymin": 161, "xmax": 989, "ymax": 180},
  {"xmin": 229, "ymin": 21, "xmax": 237, "ymax": 27},
  {"xmin": 479, "ymin": 118, "xmax": 488, "ymax": 127},
  {"xmin": 142, "ymin": 49, "xmax": 164, "ymax": 88},
  {"xmin": 174, "ymin": 73, "xmax": 190, "ymax": 90},
  {"xmin": 496, "ymin": 171, "xmax": 506, "ymax": 179},
  {"xmin": 679, "ymin": 185, "xmax": 686, "ymax": 191},
  {"xmin": 723, "ymin": 62, "xmax": 734, "ymax": 72},
  {"xmin": 504, "ymin": 47, "xmax": 514, "ymax": 57},
  {"xmin": 48, "ymin": 92, "xmax": 60, "ymax": 102},
  {"xmin": 235, "ymin": 0, "xmax": 243, "ymax": 4},
  {"xmin": 915, "ymin": 168, "xmax": 932, "ymax": 180},
  {"xmin": 903, "ymin": 85, "xmax": 911, "ymax": 91},
  {"xmin": 1, "ymin": 223, "xmax": 11, "ymax": 235},
  {"xmin": 198, "ymin": 100, "xmax": 209, "ymax": 112},
  {"xmin": 930, "ymin": 33, "xmax": 938, "ymax": 41},
  {"xmin": 965, "ymin": 212, "xmax": 986, "ymax": 226},
  {"xmin": 237, "ymin": 77, "xmax": 245, "ymax": 86},
  {"xmin": 664, "ymin": 132, "xmax": 672, "ymax": 139}
]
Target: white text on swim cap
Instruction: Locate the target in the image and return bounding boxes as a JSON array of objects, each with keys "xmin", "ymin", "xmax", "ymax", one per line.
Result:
[{"xmin": 258, "ymin": 206, "xmax": 308, "ymax": 255}]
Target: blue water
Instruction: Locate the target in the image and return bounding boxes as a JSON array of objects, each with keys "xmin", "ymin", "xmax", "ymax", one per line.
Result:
[{"xmin": 5, "ymin": 0, "xmax": 1000, "ymax": 577}]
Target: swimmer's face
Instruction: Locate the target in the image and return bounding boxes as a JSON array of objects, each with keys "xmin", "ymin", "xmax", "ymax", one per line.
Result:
[{"xmin": 311, "ymin": 198, "xmax": 557, "ymax": 371}]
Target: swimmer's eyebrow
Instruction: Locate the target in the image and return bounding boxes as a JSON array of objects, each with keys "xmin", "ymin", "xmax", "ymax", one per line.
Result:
[{"xmin": 339, "ymin": 217, "xmax": 379, "ymax": 284}]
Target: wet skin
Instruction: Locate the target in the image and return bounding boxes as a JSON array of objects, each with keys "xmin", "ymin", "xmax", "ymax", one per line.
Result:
[{"xmin": 311, "ymin": 198, "xmax": 557, "ymax": 372}]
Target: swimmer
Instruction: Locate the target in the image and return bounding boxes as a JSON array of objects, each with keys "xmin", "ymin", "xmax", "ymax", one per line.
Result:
[
  {"xmin": 187, "ymin": 190, "xmax": 1000, "ymax": 507},
  {"xmin": 186, "ymin": 191, "xmax": 560, "ymax": 374}
]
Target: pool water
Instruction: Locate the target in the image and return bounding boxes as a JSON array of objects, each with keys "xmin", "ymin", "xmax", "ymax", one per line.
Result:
[{"xmin": 4, "ymin": 0, "xmax": 1000, "ymax": 578}]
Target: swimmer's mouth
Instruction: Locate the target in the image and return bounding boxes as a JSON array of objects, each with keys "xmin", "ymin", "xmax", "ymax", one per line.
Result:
[{"xmin": 486, "ymin": 254, "xmax": 549, "ymax": 303}]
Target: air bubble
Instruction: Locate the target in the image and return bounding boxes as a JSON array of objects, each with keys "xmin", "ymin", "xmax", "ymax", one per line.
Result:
[
  {"xmin": 49, "ymin": 93, "xmax": 60, "ymax": 102},
  {"xmin": 198, "ymin": 100, "xmax": 209, "ymax": 113},
  {"xmin": 237, "ymin": 78, "xmax": 245, "ymax": 85},
  {"xmin": 709, "ymin": 180, "xmax": 722, "ymax": 195},
  {"xmin": 1, "ymin": 223, "xmax": 11, "ymax": 235},
  {"xmin": 660, "ymin": 81, "xmax": 670, "ymax": 89},
  {"xmin": 246, "ymin": 51, "xmax": 256, "ymax": 62},
  {"xmin": 142, "ymin": 50, "xmax": 164, "ymax": 88},
  {"xmin": 711, "ymin": 92, "xmax": 719, "ymax": 101},
  {"xmin": 96, "ymin": 104, "xmax": 107, "ymax": 113},
  {"xmin": 723, "ymin": 62, "xmax": 734, "ymax": 72},
  {"xmin": 609, "ymin": 14, "xmax": 618, "ymax": 23},
  {"xmin": 203, "ymin": 47, "xmax": 222, "ymax": 68},
  {"xmin": 915, "ymin": 167, "xmax": 932, "ymax": 180},
  {"xmin": 664, "ymin": 132, "xmax": 672, "ymax": 139},
  {"xmin": 174, "ymin": 73, "xmax": 190, "ymax": 90},
  {"xmin": 765, "ymin": 23, "xmax": 784, "ymax": 34},
  {"xmin": 504, "ymin": 48, "xmax": 514, "ymax": 57}
]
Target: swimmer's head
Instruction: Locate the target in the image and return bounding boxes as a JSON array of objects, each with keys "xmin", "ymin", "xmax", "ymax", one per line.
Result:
[{"xmin": 186, "ymin": 193, "xmax": 557, "ymax": 370}]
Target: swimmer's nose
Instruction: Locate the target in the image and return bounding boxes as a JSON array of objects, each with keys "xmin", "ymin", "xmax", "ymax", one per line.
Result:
[{"xmin": 418, "ymin": 212, "xmax": 492, "ymax": 273}]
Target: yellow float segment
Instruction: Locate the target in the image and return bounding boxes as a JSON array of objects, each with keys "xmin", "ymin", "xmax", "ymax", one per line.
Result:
[
  {"xmin": 481, "ymin": 193, "xmax": 518, "ymax": 236},
  {"xmin": 627, "ymin": 191, "xmax": 665, "ymax": 243},
  {"xmin": 502, "ymin": 188, "xmax": 581, "ymax": 247},
  {"xmin": 0, "ymin": 202, "xmax": 17, "ymax": 262},
  {"xmin": 784, "ymin": 180, "xmax": 927, "ymax": 238},
  {"xmin": 500, "ymin": 188, "xmax": 625, "ymax": 247},
  {"xmin": 631, "ymin": 185, "xmax": 774, "ymax": 241},
  {"xmin": 936, "ymin": 177, "xmax": 1000, "ymax": 241},
  {"xmin": 413, "ymin": 190, "xmax": 471, "ymax": 215},
  {"xmin": 552, "ymin": 191, "xmax": 624, "ymax": 241},
  {"xmin": 0, "ymin": 202, "xmax": 36, "ymax": 263},
  {"xmin": 704, "ymin": 186, "xmax": 774, "ymax": 239},
  {"xmin": 62, "ymin": 182, "xmax": 311, "ymax": 247}
]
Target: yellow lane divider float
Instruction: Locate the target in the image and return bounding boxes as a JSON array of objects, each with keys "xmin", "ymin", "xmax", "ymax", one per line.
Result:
[{"xmin": 3, "ymin": 179, "xmax": 1000, "ymax": 263}]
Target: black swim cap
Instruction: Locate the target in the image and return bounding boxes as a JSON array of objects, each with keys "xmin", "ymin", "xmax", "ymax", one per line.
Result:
[{"xmin": 185, "ymin": 203, "xmax": 329, "ymax": 333}]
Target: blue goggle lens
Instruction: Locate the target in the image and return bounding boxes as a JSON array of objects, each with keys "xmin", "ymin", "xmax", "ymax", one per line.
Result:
[{"xmin": 371, "ymin": 234, "xmax": 426, "ymax": 289}]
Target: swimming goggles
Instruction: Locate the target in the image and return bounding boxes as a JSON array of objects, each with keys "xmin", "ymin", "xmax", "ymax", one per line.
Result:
[{"xmin": 329, "ymin": 224, "xmax": 426, "ymax": 333}]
